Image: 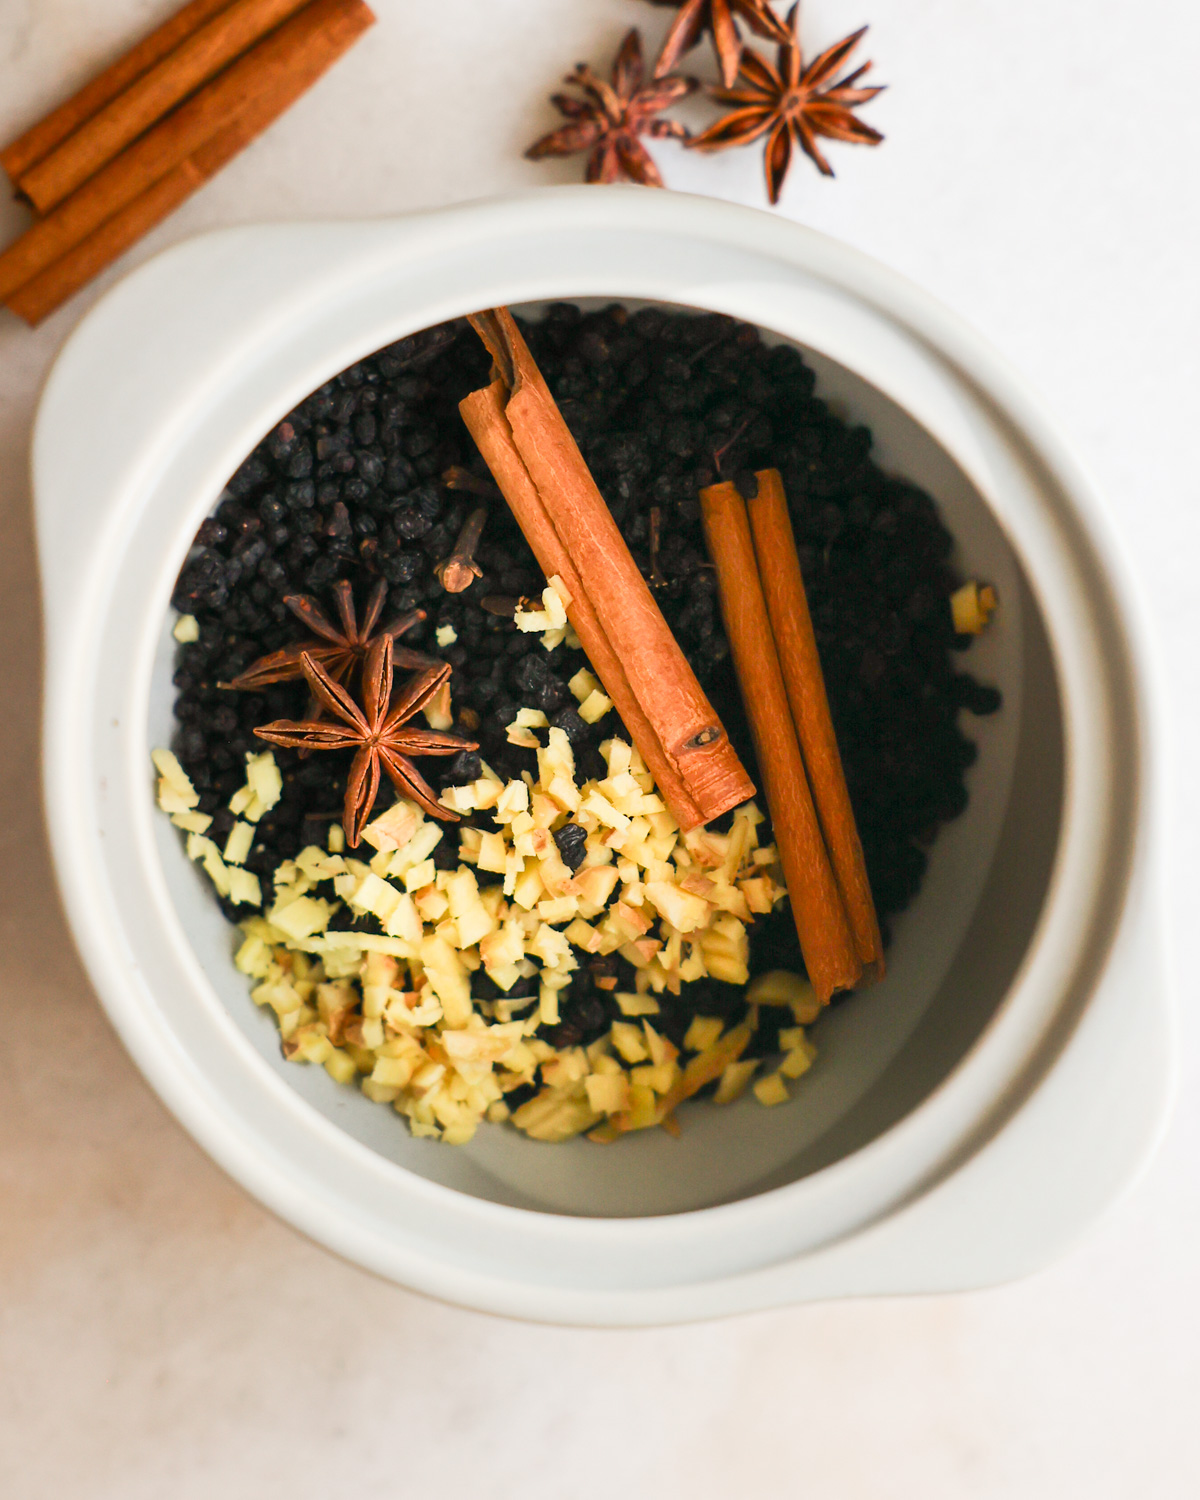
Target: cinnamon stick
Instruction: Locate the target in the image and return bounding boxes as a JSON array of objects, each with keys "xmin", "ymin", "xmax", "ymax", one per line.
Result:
[
  {"xmin": 746, "ymin": 469, "xmax": 884, "ymax": 975},
  {"xmin": 6, "ymin": 11, "xmax": 369, "ymax": 326},
  {"xmin": 460, "ymin": 380, "xmax": 709, "ymax": 829},
  {"xmin": 464, "ymin": 308, "xmax": 754, "ymax": 831},
  {"xmin": 5, "ymin": 162, "xmax": 203, "ymax": 326},
  {"xmin": 700, "ymin": 480, "xmax": 860, "ymax": 1003},
  {"xmin": 17, "ymin": 0, "xmax": 318, "ymax": 214},
  {"xmin": 0, "ymin": 0, "xmax": 233, "ymax": 185},
  {"xmin": 0, "ymin": 0, "xmax": 374, "ymax": 307}
]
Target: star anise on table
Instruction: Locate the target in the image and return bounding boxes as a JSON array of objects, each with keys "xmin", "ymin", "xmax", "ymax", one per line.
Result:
[
  {"xmin": 525, "ymin": 28, "xmax": 694, "ymax": 187},
  {"xmin": 253, "ymin": 636, "xmax": 477, "ymax": 846},
  {"xmin": 227, "ymin": 578, "xmax": 435, "ymax": 697},
  {"xmin": 688, "ymin": 3, "xmax": 884, "ymax": 204},
  {"xmin": 645, "ymin": 0, "xmax": 790, "ymax": 89}
]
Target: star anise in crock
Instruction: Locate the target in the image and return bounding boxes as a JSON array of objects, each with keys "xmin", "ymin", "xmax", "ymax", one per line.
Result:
[
  {"xmin": 645, "ymin": 0, "xmax": 790, "ymax": 89},
  {"xmin": 253, "ymin": 636, "xmax": 477, "ymax": 845},
  {"xmin": 688, "ymin": 3, "xmax": 884, "ymax": 205},
  {"xmin": 226, "ymin": 578, "xmax": 435, "ymax": 696},
  {"xmin": 525, "ymin": 28, "xmax": 694, "ymax": 187}
]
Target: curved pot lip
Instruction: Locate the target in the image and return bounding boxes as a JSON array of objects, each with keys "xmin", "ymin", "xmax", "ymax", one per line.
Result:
[{"xmin": 34, "ymin": 188, "xmax": 1161, "ymax": 1301}]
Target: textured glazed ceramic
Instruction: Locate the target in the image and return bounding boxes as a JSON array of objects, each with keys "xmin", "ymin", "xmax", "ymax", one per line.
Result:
[{"xmin": 33, "ymin": 188, "xmax": 1173, "ymax": 1323}]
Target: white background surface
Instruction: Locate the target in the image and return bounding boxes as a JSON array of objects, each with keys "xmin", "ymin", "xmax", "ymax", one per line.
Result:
[{"xmin": 1, "ymin": 1, "xmax": 1198, "ymax": 1494}]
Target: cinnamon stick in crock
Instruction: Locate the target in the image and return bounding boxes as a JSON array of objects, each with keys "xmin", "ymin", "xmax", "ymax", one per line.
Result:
[
  {"xmin": 460, "ymin": 379, "xmax": 711, "ymax": 829},
  {"xmin": 746, "ymin": 468, "xmax": 884, "ymax": 975},
  {"xmin": 17, "ymin": 0, "xmax": 319, "ymax": 214},
  {"xmin": 462, "ymin": 307, "xmax": 754, "ymax": 831},
  {"xmin": 700, "ymin": 479, "xmax": 860, "ymax": 1002},
  {"xmin": 0, "ymin": 0, "xmax": 233, "ymax": 186},
  {"xmin": 5, "ymin": 9, "xmax": 370, "ymax": 326},
  {"xmin": 0, "ymin": 0, "xmax": 374, "ymax": 307}
]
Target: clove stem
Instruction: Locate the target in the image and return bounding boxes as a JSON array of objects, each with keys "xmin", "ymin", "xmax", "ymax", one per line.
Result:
[{"xmin": 442, "ymin": 465, "xmax": 501, "ymax": 499}]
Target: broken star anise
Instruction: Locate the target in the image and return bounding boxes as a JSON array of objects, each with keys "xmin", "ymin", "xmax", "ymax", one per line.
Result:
[
  {"xmin": 525, "ymin": 28, "xmax": 694, "ymax": 187},
  {"xmin": 646, "ymin": 0, "xmax": 790, "ymax": 90},
  {"xmin": 688, "ymin": 3, "xmax": 884, "ymax": 205},
  {"xmin": 227, "ymin": 578, "xmax": 434, "ymax": 696},
  {"xmin": 253, "ymin": 635, "xmax": 477, "ymax": 846}
]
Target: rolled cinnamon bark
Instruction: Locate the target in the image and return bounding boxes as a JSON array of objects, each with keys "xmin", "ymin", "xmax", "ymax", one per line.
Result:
[
  {"xmin": 5, "ymin": 163, "xmax": 202, "ymax": 325},
  {"xmin": 466, "ymin": 308, "xmax": 754, "ymax": 830},
  {"xmin": 460, "ymin": 380, "xmax": 708, "ymax": 829},
  {"xmin": 18, "ymin": 0, "xmax": 318, "ymax": 213},
  {"xmin": 700, "ymin": 479, "xmax": 861, "ymax": 1003},
  {"xmin": 6, "ymin": 11, "xmax": 371, "ymax": 325},
  {"xmin": 0, "ymin": 0, "xmax": 374, "ymax": 306},
  {"xmin": 746, "ymin": 469, "xmax": 883, "ymax": 975},
  {"xmin": 0, "ymin": 0, "xmax": 234, "ymax": 185}
]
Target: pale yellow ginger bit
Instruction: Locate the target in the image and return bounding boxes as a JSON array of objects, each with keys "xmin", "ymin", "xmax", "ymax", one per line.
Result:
[
  {"xmin": 404, "ymin": 858, "xmax": 437, "ymax": 893},
  {"xmin": 152, "ymin": 747, "xmax": 199, "ymax": 815},
  {"xmin": 614, "ymin": 991, "xmax": 660, "ymax": 1017},
  {"xmin": 514, "ymin": 605, "xmax": 552, "ymax": 633},
  {"xmin": 644, "ymin": 879, "xmax": 710, "ymax": 934},
  {"xmin": 441, "ymin": 783, "xmax": 476, "ymax": 815},
  {"xmin": 388, "ymin": 821, "xmax": 443, "ymax": 878},
  {"xmin": 630, "ymin": 1060, "xmax": 679, "ymax": 1095},
  {"xmin": 569, "ymin": 666, "xmax": 600, "ymax": 703},
  {"xmin": 578, "ymin": 689, "xmax": 613, "ymax": 724},
  {"xmin": 683, "ymin": 1015, "xmax": 724, "ymax": 1054},
  {"xmin": 585, "ymin": 1072, "xmax": 631, "ymax": 1115},
  {"xmin": 226, "ymin": 867, "xmax": 262, "ymax": 907},
  {"xmin": 172, "ymin": 613, "xmax": 200, "ymax": 643},
  {"xmin": 361, "ymin": 799, "xmax": 421, "ymax": 854},
  {"xmin": 435, "ymin": 624, "xmax": 458, "ymax": 646},
  {"xmin": 641, "ymin": 1021, "xmax": 677, "ymax": 1069},
  {"xmin": 511, "ymin": 1086, "xmax": 601, "ymax": 1143},
  {"xmin": 746, "ymin": 969, "xmax": 820, "ymax": 1022},
  {"xmin": 170, "ymin": 810, "xmax": 212, "ymax": 834},
  {"xmin": 422, "ymin": 680, "xmax": 453, "ymax": 731},
  {"xmin": 223, "ymin": 820, "xmax": 254, "ymax": 866},
  {"xmin": 950, "ymin": 580, "xmax": 999, "ymax": 635},
  {"xmin": 753, "ymin": 1072, "xmax": 790, "ymax": 1107},
  {"xmin": 543, "ymin": 574, "xmax": 572, "ymax": 621},
  {"xmin": 270, "ymin": 895, "xmax": 336, "ymax": 941},
  {"xmin": 610, "ymin": 1021, "xmax": 649, "ymax": 1065},
  {"xmin": 779, "ymin": 1028, "xmax": 818, "ymax": 1079},
  {"xmin": 713, "ymin": 1058, "xmax": 759, "ymax": 1105}
]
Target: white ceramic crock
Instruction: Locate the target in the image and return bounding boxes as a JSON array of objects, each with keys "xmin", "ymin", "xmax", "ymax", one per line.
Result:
[{"xmin": 33, "ymin": 188, "xmax": 1173, "ymax": 1324}]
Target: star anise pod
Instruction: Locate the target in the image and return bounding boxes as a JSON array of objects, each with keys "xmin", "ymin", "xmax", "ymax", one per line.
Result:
[
  {"xmin": 525, "ymin": 28, "xmax": 694, "ymax": 187},
  {"xmin": 645, "ymin": 0, "xmax": 790, "ymax": 90},
  {"xmin": 688, "ymin": 3, "xmax": 884, "ymax": 205},
  {"xmin": 227, "ymin": 578, "xmax": 435, "ymax": 697},
  {"xmin": 253, "ymin": 636, "xmax": 477, "ymax": 846}
]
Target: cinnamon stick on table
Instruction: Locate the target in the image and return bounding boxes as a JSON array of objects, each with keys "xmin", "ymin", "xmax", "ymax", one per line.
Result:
[
  {"xmin": 0, "ymin": 0, "xmax": 375, "ymax": 315},
  {"xmin": 700, "ymin": 479, "xmax": 861, "ymax": 1003},
  {"xmin": 461, "ymin": 308, "xmax": 754, "ymax": 832},
  {"xmin": 5, "ymin": 161, "xmax": 202, "ymax": 326},
  {"xmin": 5, "ymin": 6, "xmax": 371, "ymax": 326},
  {"xmin": 747, "ymin": 469, "xmax": 884, "ymax": 976},
  {"xmin": 0, "ymin": 0, "xmax": 233, "ymax": 186},
  {"xmin": 16, "ymin": 0, "xmax": 318, "ymax": 214}
]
